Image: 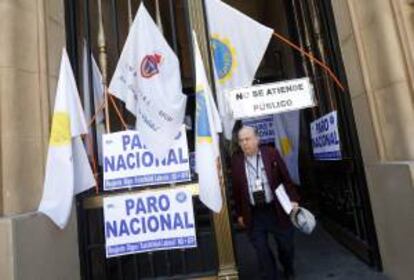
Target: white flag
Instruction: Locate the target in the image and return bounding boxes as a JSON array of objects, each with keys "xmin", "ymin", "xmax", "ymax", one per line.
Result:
[
  {"xmin": 82, "ymin": 42, "xmax": 105, "ymax": 164},
  {"xmin": 273, "ymin": 111, "xmax": 300, "ymax": 184},
  {"xmin": 193, "ymin": 32, "xmax": 223, "ymax": 213},
  {"xmin": 109, "ymin": 3, "xmax": 187, "ymax": 158},
  {"xmin": 205, "ymin": 0, "xmax": 273, "ymax": 139},
  {"xmin": 38, "ymin": 49, "xmax": 95, "ymax": 229}
]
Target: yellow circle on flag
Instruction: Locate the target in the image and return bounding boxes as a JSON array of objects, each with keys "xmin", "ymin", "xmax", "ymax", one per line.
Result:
[
  {"xmin": 280, "ymin": 137, "xmax": 293, "ymax": 156},
  {"xmin": 50, "ymin": 112, "xmax": 71, "ymax": 146}
]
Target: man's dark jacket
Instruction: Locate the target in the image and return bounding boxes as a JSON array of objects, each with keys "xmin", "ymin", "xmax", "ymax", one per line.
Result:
[{"xmin": 231, "ymin": 145, "xmax": 300, "ymax": 230}]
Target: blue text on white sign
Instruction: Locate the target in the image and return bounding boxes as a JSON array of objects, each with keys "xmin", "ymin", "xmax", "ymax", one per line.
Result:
[
  {"xmin": 103, "ymin": 128, "xmax": 191, "ymax": 190},
  {"xmin": 310, "ymin": 111, "xmax": 342, "ymax": 160},
  {"xmin": 104, "ymin": 188, "xmax": 197, "ymax": 258},
  {"xmin": 242, "ymin": 116, "xmax": 275, "ymax": 144}
]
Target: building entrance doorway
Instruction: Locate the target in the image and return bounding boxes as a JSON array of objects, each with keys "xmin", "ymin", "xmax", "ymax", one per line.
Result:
[
  {"xmin": 64, "ymin": 0, "xmax": 381, "ymax": 279},
  {"xmin": 223, "ymin": 0, "xmax": 382, "ymax": 272}
]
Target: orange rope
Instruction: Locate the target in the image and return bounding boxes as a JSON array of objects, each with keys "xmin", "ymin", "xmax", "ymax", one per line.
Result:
[
  {"xmin": 109, "ymin": 94, "xmax": 128, "ymax": 130},
  {"xmin": 272, "ymin": 32, "xmax": 345, "ymax": 92},
  {"xmin": 87, "ymin": 100, "xmax": 106, "ymax": 128},
  {"xmin": 88, "ymin": 93, "xmax": 128, "ymax": 130},
  {"xmin": 83, "ymin": 92, "xmax": 128, "ymax": 195}
]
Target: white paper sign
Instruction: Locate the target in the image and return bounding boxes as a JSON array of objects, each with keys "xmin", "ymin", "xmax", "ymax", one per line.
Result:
[
  {"xmin": 104, "ymin": 187, "xmax": 197, "ymax": 258},
  {"xmin": 242, "ymin": 116, "xmax": 275, "ymax": 144},
  {"xmin": 275, "ymin": 184, "xmax": 293, "ymax": 215},
  {"xmin": 103, "ymin": 127, "xmax": 191, "ymax": 191},
  {"xmin": 227, "ymin": 78, "xmax": 316, "ymax": 119},
  {"xmin": 310, "ymin": 111, "xmax": 342, "ymax": 160}
]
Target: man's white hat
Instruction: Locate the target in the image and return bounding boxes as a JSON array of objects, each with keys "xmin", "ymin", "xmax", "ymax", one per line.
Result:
[{"xmin": 290, "ymin": 207, "xmax": 316, "ymax": 234}]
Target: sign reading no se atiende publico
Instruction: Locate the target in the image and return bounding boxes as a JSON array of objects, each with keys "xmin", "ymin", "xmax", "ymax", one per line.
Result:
[{"xmin": 227, "ymin": 77, "xmax": 316, "ymax": 119}]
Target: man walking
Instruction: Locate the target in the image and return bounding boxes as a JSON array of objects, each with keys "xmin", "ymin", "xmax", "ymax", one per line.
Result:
[{"xmin": 231, "ymin": 126, "xmax": 300, "ymax": 280}]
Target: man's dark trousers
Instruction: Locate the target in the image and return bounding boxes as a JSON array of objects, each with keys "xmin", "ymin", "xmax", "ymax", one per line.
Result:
[{"xmin": 249, "ymin": 204, "xmax": 295, "ymax": 280}]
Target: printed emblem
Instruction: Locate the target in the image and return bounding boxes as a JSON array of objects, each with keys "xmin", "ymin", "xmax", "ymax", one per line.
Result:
[
  {"xmin": 196, "ymin": 90, "xmax": 212, "ymax": 143},
  {"xmin": 176, "ymin": 191, "xmax": 187, "ymax": 203},
  {"xmin": 49, "ymin": 112, "xmax": 71, "ymax": 146},
  {"xmin": 140, "ymin": 53, "xmax": 163, "ymax": 78},
  {"xmin": 210, "ymin": 34, "xmax": 236, "ymax": 84}
]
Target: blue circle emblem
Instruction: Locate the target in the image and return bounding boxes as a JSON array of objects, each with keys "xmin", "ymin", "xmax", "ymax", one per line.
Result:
[
  {"xmin": 176, "ymin": 192, "xmax": 187, "ymax": 203},
  {"xmin": 211, "ymin": 38, "xmax": 233, "ymax": 81}
]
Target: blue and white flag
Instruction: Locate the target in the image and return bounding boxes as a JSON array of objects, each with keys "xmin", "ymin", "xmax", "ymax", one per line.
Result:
[
  {"xmin": 193, "ymin": 31, "xmax": 223, "ymax": 213},
  {"xmin": 205, "ymin": 0, "xmax": 273, "ymax": 139},
  {"xmin": 273, "ymin": 111, "xmax": 300, "ymax": 185},
  {"xmin": 109, "ymin": 3, "xmax": 187, "ymax": 158}
]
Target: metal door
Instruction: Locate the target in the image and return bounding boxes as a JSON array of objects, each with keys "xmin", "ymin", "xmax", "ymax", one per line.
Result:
[
  {"xmin": 64, "ymin": 0, "xmax": 220, "ymax": 279},
  {"xmin": 285, "ymin": 0, "xmax": 382, "ymax": 268}
]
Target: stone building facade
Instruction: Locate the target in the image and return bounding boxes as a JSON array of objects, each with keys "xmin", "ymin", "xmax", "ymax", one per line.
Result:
[{"xmin": 0, "ymin": 1, "xmax": 413, "ymax": 279}]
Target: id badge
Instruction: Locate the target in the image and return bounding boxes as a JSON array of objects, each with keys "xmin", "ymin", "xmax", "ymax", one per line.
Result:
[{"xmin": 254, "ymin": 179, "xmax": 263, "ymax": 191}]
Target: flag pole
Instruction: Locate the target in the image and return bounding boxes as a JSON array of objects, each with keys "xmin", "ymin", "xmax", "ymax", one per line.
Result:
[
  {"xmin": 127, "ymin": 0, "xmax": 133, "ymax": 27},
  {"xmin": 155, "ymin": 0, "xmax": 164, "ymax": 33},
  {"xmin": 189, "ymin": 1, "xmax": 238, "ymax": 278},
  {"xmin": 97, "ymin": 0, "xmax": 111, "ymax": 133}
]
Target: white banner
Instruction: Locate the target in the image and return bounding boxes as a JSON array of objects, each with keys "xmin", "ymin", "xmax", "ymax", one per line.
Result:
[
  {"xmin": 104, "ymin": 187, "xmax": 197, "ymax": 258},
  {"xmin": 103, "ymin": 127, "xmax": 191, "ymax": 191},
  {"xmin": 38, "ymin": 49, "xmax": 95, "ymax": 229},
  {"xmin": 242, "ymin": 116, "xmax": 275, "ymax": 144},
  {"xmin": 310, "ymin": 111, "xmax": 342, "ymax": 160},
  {"xmin": 193, "ymin": 31, "xmax": 223, "ymax": 213},
  {"xmin": 204, "ymin": 0, "xmax": 273, "ymax": 139},
  {"xmin": 109, "ymin": 4, "xmax": 187, "ymax": 158},
  {"xmin": 228, "ymin": 78, "xmax": 316, "ymax": 119}
]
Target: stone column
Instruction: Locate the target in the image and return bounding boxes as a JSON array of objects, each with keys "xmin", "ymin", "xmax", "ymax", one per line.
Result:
[
  {"xmin": 187, "ymin": 1, "xmax": 239, "ymax": 279},
  {"xmin": 0, "ymin": 0, "xmax": 64, "ymax": 215},
  {"xmin": 331, "ymin": 1, "xmax": 414, "ymax": 279},
  {"xmin": 0, "ymin": 1, "xmax": 81, "ymax": 279}
]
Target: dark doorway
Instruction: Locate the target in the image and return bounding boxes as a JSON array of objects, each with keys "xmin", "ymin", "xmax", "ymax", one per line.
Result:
[
  {"xmin": 223, "ymin": 0, "xmax": 382, "ymax": 271},
  {"xmin": 65, "ymin": 0, "xmax": 382, "ymax": 279},
  {"xmin": 65, "ymin": 0, "xmax": 218, "ymax": 279}
]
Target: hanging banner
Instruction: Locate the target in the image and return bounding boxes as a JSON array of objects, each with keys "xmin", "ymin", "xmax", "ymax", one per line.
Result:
[
  {"xmin": 242, "ymin": 116, "xmax": 275, "ymax": 144},
  {"xmin": 310, "ymin": 111, "xmax": 342, "ymax": 160},
  {"xmin": 104, "ymin": 187, "xmax": 197, "ymax": 258},
  {"xmin": 227, "ymin": 77, "xmax": 316, "ymax": 119},
  {"xmin": 103, "ymin": 127, "xmax": 191, "ymax": 191}
]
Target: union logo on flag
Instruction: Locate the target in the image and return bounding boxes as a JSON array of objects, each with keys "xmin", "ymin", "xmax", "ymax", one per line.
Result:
[
  {"xmin": 140, "ymin": 53, "xmax": 163, "ymax": 78},
  {"xmin": 210, "ymin": 34, "xmax": 236, "ymax": 84}
]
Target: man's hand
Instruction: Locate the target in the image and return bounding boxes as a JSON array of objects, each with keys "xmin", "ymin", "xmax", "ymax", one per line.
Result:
[
  {"xmin": 291, "ymin": 202, "xmax": 299, "ymax": 210},
  {"xmin": 237, "ymin": 216, "xmax": 246, "ymax": 228}
]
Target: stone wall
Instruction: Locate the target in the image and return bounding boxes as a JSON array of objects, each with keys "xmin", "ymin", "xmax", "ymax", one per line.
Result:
[
  {"xmin": 0, "ymin": 0, "xmax": 66, "ymax": 215},
  {"xmin": 331, "ymin": 1, "xmax": 414, "ymax": 279},
  {"xmin": 0, "ymin": 1, "xmax": 81, "ymax": 279}
]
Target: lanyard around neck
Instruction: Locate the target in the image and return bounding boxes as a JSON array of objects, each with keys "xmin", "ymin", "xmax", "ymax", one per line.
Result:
[{"xmin": 246, "ymin": 153, "xmax": 260, "ymax": 180}]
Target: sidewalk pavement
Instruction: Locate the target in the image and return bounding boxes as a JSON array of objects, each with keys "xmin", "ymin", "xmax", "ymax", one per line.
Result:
[{"xmin": 235, "ymin": 225, "xmax": 388, "ymax": 280}]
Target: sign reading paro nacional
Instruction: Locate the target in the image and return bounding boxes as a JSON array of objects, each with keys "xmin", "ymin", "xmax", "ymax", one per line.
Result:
[
  {"xmin": 228, "ymin": 78, "xmax": 316, "ymax": 119},
  {"xmin": 103, "ymin": 127, "xmax": 191, "ymax": 191},
  {"xmin": 242, "ymin": 116, "xmax": 275, "ymax": 144},
  {"xmin": 310, "ymin": 111, "xmax": 342, "ymax": 160},
  {"xmin": 104, "ymin": 187, "xmax": 197, "ymax": 258}
]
